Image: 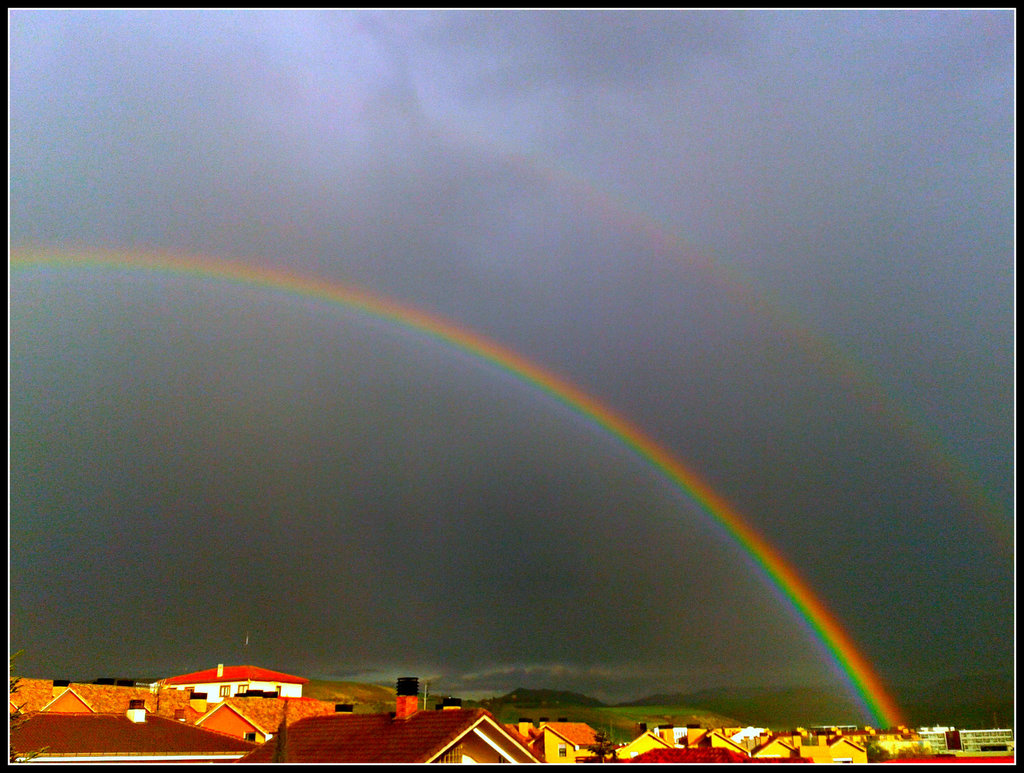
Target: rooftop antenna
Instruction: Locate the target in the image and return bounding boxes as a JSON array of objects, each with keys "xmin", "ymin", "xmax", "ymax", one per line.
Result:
[{"xmin": 243, "ymin": 630, "xmax": 249, "ymax": 661}]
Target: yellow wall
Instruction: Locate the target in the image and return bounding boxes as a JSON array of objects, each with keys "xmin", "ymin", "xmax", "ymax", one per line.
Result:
[
  {"xmin": 615, "ymin": 732, "xmax": 670, "ymax": 760},
  {"xmin": 795, "ymin": 738, "xmax": 867, "ymax": 763},
  {"xmin": 538, "ymin": 729, "xmax": 595, "ymax": 763}
]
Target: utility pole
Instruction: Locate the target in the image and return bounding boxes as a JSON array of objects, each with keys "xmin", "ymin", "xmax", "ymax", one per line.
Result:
[{"xmin": 423, "ymin": 681, "xmax": 430, "ymax": 711}]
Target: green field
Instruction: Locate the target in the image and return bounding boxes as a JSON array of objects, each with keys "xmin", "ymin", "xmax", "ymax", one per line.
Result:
[
  {"xmin": 302, "ymin": 679, "xmax": 396, "ymax": 712},
  {"xmin": 486, "ymin": 703, "xmax": 742, "ymax": 744}
]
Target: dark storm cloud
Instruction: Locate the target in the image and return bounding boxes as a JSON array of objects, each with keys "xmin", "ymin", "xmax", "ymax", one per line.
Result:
[{"xmin": 10, "ymin": 9, "xmax": 1013, "ymax": 709}]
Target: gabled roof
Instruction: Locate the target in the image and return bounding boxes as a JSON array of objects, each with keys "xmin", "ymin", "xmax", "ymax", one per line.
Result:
[
  {"xmin": 196, "ymin": 701, "xmax": 273, "ymax": 737},
  {"xmin": 750, "ymin": 736, "xmax": 800, "ymax": 757},
  {"xmin": 632, "ymin": 747, "xmax": 750, "ymax": 763},
  {"xmin": 619, "ymin": 730, "xmax": 672, "ymax": 751},
  {"xmin": 629, "ymin": 747, "xmax": 811, "ymax": 763},
  {"xmin": 829, "ymin": 735, "xmax": 867, "ymax": 751},
  {"xmin": 539, "ymin": 721, "xmax": 599, "ymax": 747},
  {"xmin": 160, "ymin": 664, "xmax": 308, "ymax": 686},
  {"xmin": 215, "ymin": 695, "xmax": 336, "ymax": 732},
  {"xmin": 201, "ymin": 696, "xmax": 337, "ymax": 737},
  {"xmin": 10, "ymin": 712, "xmax": 257, "ymax": 757},
  {"xmin": 11, "ymin": 679, "xmax": 196, "ymax": 720},
  {"xmin": 239, "ymin": 708, "xmax": 539, "ymax": 763},
  {"xmin": 709, "ymin": 728, "xmax": 752, "ymax": 754},
  {"xmin": 40, "ymin": 687, "xmax": 94, "ymax": 713}
]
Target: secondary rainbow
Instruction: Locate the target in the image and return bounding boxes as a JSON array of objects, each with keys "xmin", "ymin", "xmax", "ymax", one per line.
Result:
[{"xmin": 11, "ymin": 246, "xmax": 904, "ymax": 727}]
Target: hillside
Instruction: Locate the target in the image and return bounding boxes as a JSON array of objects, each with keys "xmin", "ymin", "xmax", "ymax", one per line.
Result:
[
  {"xmin": 302, "ymin": 679, "xmax": 396, "ymax": 712},
  {"xmin": 894, "ymin": 672, "xmax": 1014, "ymax": 729},
  {"xmin": 619, "ymin": 686, "xmax": 867, "ymax": 730},
  {"xmin": 477, "ymin": 688, "xmax": 742, "ymax": 744},
  {"xmin": 481, "ymin": 687, "xmax": 606, "ymax": 709}
]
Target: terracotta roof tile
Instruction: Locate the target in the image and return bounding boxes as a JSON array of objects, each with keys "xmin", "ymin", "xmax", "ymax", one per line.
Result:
[
  {"xmin": 542, "ymin": 721, "xmax": 600, "ymax": 746},
  {"xmin": 209, "ymin": 695, "xmax": 336, "ymax": 731},
  {"xmin": 11, "ymin": 679, "xmax": 195, "ymax": 721},
  {"xmin": 240, "ymin": 708, "xmax": 538, "ymax": 763},
  {"xmin": 161, "ymin": 664, "xmax": 308, "ymax": 685},
  {"xmin": 630, "ymin": 747, "xmax": 811, "ymax": 763},
  {"xmin": 10, "ymin": 712, "xmax": 257, "ymax": 756}
]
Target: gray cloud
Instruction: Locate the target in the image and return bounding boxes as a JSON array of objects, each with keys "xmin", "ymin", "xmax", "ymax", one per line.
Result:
[{"xmin": 10, "ymin": 10, "xmax": 1013, "ymax": 712}]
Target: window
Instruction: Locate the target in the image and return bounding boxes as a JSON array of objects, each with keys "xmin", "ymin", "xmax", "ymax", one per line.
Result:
[
  {"xmin": 558, "ymin": 744, "xmax": 567, "ymax": 758},
  {"xmin": 244, "ymin": 732, "xmax": 257, "ymax": 742},
  {"xmin": 219, "ymin": 685, "xmax": 231, "ymax": 697}
]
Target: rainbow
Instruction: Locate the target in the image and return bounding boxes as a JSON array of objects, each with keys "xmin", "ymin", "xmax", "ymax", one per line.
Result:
[
  {"xmin": 10, "ymin": 245, "xmax": 904, "ymax": 727},
  {"xmin": 449, "ymin": 125, "xmax": 1011, "ymax": 549}
]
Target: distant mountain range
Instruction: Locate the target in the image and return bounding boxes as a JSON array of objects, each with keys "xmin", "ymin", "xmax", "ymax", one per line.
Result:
[
  {"xmin": 475, "ymin": 672, "xmax": 1014, "ymax": 731},
  {"xmin": 618, "ymin": 686, "xmax": 867, "ymax": 729},
  {"xmin": 482, "ymin": 688, "xmax": 607, "ymax": 709},
  {"xmin": 892, "ymin": 671, "xmax": 1014, "ymax": 729},
  {"xmin": 236, "ymin": 671, "xmax": 1016, "ymax": 731}
]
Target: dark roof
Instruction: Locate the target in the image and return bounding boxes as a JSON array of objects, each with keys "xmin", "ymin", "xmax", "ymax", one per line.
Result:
[
  {"xmin": 10, "ymin": 712, "xmax": 257, "ymax": 757},
  {"xmin": 239, "ymin": 708, "xmax": 537, "ymax": 763},
  {"xmin": 161, "ymin": 664, "xmax": 308, "ymax": 685}
]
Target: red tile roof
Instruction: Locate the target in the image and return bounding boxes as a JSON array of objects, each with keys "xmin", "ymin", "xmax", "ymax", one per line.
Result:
[
  {"xmin": 541, "ymin": 721, "xmax": 600, "ymax": 746},
  {"xmin": 10, "ymin": 712, "xmax": 257, "ymax": 757},
  {"xmin": 629, "ymin": 747, "xmax": 810, "ymax": 763},
  {"xmin": 205, "ymin": 695, "xmax": 336, "ymax": 732},
  {"xmin": 239, "ymin": 708, "xmax": 539, "ymax": 763},
  {"xmin": 12, "ymin": 679, "xmax": 197, "ymax": 721},
  {"xmin": 160, "ymin": 664, "xmax": 308, "ymax": 686}
]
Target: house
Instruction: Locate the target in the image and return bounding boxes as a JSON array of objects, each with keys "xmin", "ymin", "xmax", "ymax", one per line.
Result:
[
  {"xmin": 614, "ymin": 729, "xmax": 673, "ymax": 760},
  {"xmin": 194, "ymin": 695, "xmax": 337, "ymax": 742},
  {"xmin": 515, "ymin": 719, "xmax": 601, "ymax": 763},
  {"xmin": 749, "ymin": 735, "xmax": 802, "ymax": 759},
  {"xmin": 918, "ymin": 726, "xmax": 1015, "ymax": 756},
  {"xmin": 239, "ymin": 677, "xmax": 539, "ymax": 763},
  {"xmin": 630, "ymin": 746, "xmax": 812, "ymax": 763},
  {"xmin": 11, "ymin": 678, "xmax": 198, "ymax": 722},
  {"xmin": 9, "ymin": 703, "xmax": 257, "ymax": 763},
  {"xmin": 629, "ymin": 747, "xmax": 751, "ymax": 763},
  {"xmin": 791, "ymin": 733, "xmax": 867, "ymax": 764},
  {"xmin": 708, "ymin": 728, "xmax": 753, "ymax": 756},
  {"xmin": 158, "ymin": 663, "xmax": 307, "ymax": 703}
]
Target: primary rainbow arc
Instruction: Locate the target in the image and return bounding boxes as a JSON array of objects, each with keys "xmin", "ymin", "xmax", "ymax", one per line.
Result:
[{"xmin": 11, "ymin": 246, "xmax": 904, "ymax": 727}]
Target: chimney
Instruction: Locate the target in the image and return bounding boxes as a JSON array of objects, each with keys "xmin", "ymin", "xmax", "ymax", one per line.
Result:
[
  {"xmin": 442, "ymin": 698, "xmax": 462, "ymax": 710},
  {"xmin": 217, "ymin": 664, "xmax": 224, "ymax": 678},
  {"xmin": 51, "ymin": 679, "xmax": 70, "ymax": 697},
  {"xmin": 636, "ymin": 722, "xmax": 648, "ymax": 738},
  {"xmin": 395, "ymin": 677, "xmax": 419, "ymax": 720},
  {"xmin": 335, "ymin": 704, "xmax": 354, "ymax": 714},
  {"xmin": 518, "ymin": 719, "xmax": 533, "ymax": 737},
  {"xmin": 127, "ymin": 699, "xmax": 147, "ymax": 723},
  {"xmin": 189, "ymin": 691, "xmax": 208, "ymax": 714},
  {"xmin": 657, "ymin": 724, "xmax": 675, "ymax": 744}
]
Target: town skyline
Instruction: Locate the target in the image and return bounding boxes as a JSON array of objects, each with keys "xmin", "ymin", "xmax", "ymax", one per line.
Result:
[{"xmin": 10, "ymin": 8, "xmax": 1013, "ymax": 731}]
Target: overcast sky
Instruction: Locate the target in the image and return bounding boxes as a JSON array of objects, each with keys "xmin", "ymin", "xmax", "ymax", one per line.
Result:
[{"xmin": 9, "ymin": 10, "xmax": 1014, "ymax": 714}]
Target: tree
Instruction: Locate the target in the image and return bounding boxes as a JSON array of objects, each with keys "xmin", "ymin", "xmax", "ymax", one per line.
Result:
[
  {"xmin": 586, "ymin": 729, "xmax": 619, "ymax": 763},
  {"xmin": 9, "ymin": 649, "xmax": 47, "ymax": 763},
  {"xmin": 865, "ymin": 741, "xmax": 892, "ymax": 763}
]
